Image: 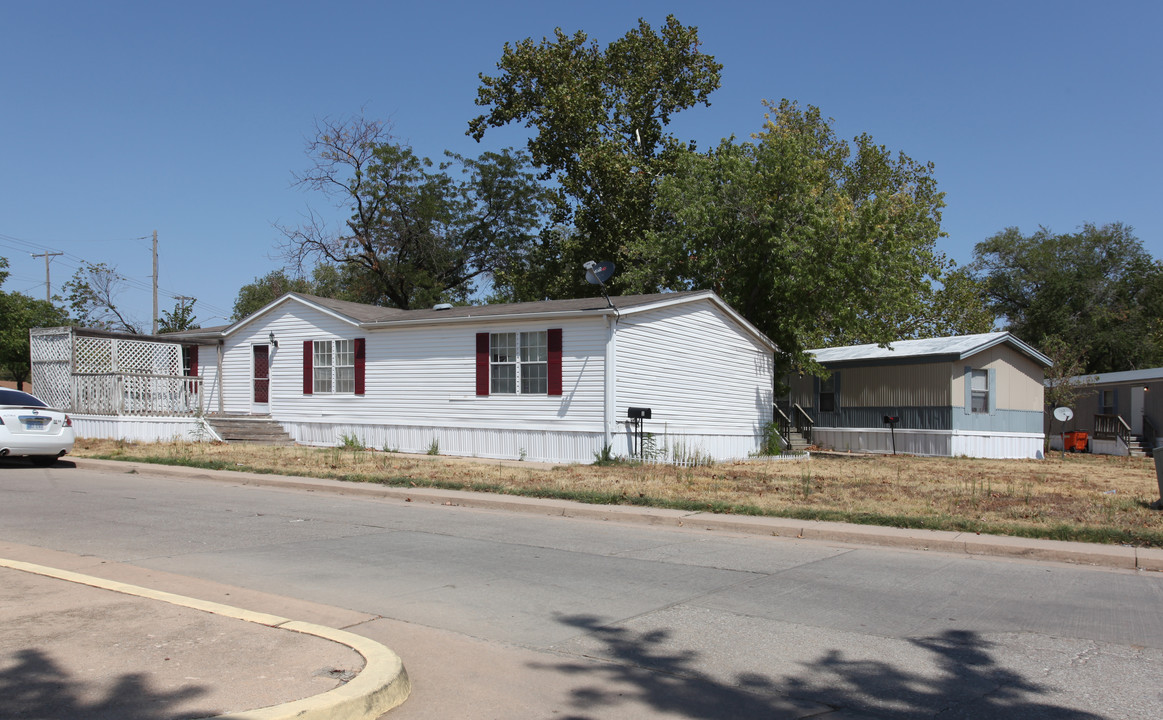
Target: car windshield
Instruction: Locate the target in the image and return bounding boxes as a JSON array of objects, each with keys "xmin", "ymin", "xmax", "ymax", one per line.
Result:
[{"xmin": 0, "ymin": 388, "xmax": 48, "ymax": 407}]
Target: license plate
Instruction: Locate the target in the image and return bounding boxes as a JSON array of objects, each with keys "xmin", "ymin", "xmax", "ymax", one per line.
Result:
[{"xmin": 20, "ymin": 416, "xmax": 50, "ymax": 430}]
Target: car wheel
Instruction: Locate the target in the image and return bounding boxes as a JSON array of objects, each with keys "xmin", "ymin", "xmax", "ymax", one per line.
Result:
[{"xmin": 29, "ymin": 455, "xmax": 59, "ymax": 467}]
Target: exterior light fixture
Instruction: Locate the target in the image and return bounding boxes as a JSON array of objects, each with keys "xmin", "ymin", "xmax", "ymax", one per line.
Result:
[{"xmin": 268, "ymin": 331, "xmax": 279, "ymax": 348}]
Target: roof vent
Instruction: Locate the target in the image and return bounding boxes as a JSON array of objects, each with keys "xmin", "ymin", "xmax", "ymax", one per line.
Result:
[{"xmin": 433, "ymin": 303, "xmax": 453, "ymax": 311}]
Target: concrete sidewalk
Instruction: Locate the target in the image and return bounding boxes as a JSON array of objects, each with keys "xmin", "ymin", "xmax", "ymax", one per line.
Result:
[{"xmin": 0, "ymin": 546, "xmax": 410, "ymax": 720}]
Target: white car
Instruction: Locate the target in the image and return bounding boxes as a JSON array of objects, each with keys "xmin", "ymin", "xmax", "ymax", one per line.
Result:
[{"xmin": 0, "ymin": 388, "xmax": 75, "ymax": 466}]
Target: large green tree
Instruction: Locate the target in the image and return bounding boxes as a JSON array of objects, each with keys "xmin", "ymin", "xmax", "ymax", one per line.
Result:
[
  {"xmin": 280, "ymin": 116, "xmax": 551, "ymax": 310},
  {"xmin": 230, "ymin": 265, "xmax": 363, "ymax": 320},
  {"xmin": 232, "ymin": 269, "xmax": 315, "ymax": 321},
  {"xmin": 0, "ymin": 257, "xmax": 71, "ymax": 388},
  {"xmin": 969, "ymin": 223, "xmax": 1163, "ymax": 374},
  {"xmin": 469, "ymin": 15, "xmax": 722, "ymax": 299},
  {"xmin": 627, "ymin": 100, "xmax": 962, "ymax": 373}
]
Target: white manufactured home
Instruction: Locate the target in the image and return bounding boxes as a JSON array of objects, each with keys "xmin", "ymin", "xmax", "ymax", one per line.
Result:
[
  {"xmin": 151, "ymin": 290, "xmax": 775, "ymax": 464},
  {"xmin": 784, "ymin": 332, "xmax": 1051, "ymax": 459}
]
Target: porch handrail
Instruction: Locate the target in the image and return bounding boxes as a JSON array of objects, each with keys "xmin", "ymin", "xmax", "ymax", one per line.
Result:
[
  {"xmin": 1093, "ymin": 413, "xmax": 1131, "ymax": 447},
  {"xmin": 792, "ymin": 403, "xmax": 815, "ymax": 445},
  {"xmin": 773, "ymin": 404, "xmax": 792, "ymax": 449},
  {"xmin": 71, "ymin": 372, "xmax": 203, "ymax": 416}
]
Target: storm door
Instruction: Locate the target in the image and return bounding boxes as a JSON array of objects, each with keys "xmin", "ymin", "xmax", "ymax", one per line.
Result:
[{"xmin": 252, "ymin": 344, "xmax": 270, "ymax": 412}]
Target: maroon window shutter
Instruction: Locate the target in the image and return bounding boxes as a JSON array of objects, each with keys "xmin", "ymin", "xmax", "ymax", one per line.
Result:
[
  {"xmin": 303, "ymin": 340, "xmax": 313, "ymax": 395},
  {"xmin": 354, "ymin": 338, "xmax": 366, "ymax": 395},
  {"xmin": 548, "ymin": 328, "xmax": 563, "ymax": 396},
  {"xmin": 475, "ymin": 332, "xmax": 490, "ymax": 396}
]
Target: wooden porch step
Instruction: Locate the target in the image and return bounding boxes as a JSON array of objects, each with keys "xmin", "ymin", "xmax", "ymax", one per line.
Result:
[
  {"xmin": 207, "ymin": 416, "xmax": 295, "ymax": 446},
  {"xmin": 784, "ymin": 431, "xmax": 811, "ymax": 452}
]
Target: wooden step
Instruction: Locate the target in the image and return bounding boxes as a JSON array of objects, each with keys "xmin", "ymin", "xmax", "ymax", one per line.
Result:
[{"xmin": 207, "ymin": 416, "xmax": 295, "ymax": 446}]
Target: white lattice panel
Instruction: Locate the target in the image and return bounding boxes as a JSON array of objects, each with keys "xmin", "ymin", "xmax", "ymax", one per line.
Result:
[
  {"xmin": 75, "ymin": 336, "xmax": 114, "ymax": 373},
  {"xmin": 29, "ymin": 328, "xmax": 72, "ymax": 361},
  {"xmin": 29, "ymin": 328, "xmax": 73, "ymax": 409},
  {"xmin": 73, "ymin": 335, "xmax": 180, "ymax": 374},
  {"xmin": 117, "ymin": 337, "xmax": 180, "ymax": 374}
]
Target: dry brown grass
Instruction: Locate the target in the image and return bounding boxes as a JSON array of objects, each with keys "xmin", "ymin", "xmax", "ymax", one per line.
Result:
[{"xmin": 72, "ymin": 439, "xmax": 1163, "ymax": 546}]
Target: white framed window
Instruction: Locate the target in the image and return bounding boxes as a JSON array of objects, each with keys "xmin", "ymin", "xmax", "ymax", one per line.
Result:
[
  {"xmin": 1100, "ymin": 389, "xmax": 1115, "ymax": 415},
  {"xmin": 970, "ymin": 369, "xmax": 989, "ymax": 414},
  {"xmin": 819, "ymin": 373, "xmax": 837, "ymax": 413},
  {"xmin": 313, "ymin": 339, "xmax": 355, "ymax": 394},
  {"xmin": 490, "ymin": 331, "xmax": 548, "ymax": 394}
]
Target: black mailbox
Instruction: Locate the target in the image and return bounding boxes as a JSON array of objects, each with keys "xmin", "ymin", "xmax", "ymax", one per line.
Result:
[
  {"xmin": 883, "ymin": 415, "xmax": 899, "ymax": 424},
  {"xmin": 628, "ymin": 407, "xmax": 652, "ymax": 419}
]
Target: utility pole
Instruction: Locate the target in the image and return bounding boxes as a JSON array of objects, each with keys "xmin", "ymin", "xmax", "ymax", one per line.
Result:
[
  {"xmin": 152, "ymin": 230, "xmax": 158, "ymax": 334},
  {"xmin": 30, "ymin": 251, "xmax": 63, "ymax": 302}
]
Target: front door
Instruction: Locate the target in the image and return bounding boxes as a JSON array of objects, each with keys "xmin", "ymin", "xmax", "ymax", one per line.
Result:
[
  {"xmin": 252, "ymin": 344, "xmax": 270, "ymax": 413},
  {"xmin": 1130, "ymin": 386, "xmax": 1145, "ymax": 436}
]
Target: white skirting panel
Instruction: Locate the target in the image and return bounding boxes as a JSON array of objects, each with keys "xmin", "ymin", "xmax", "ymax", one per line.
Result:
[
  {"xmin": 615, "ymin": 424, "xmax": 763, "ymax": 464},
  {"xmin": 286, "ymin": 421, "xmax": 605, "ymax": 464},
  {"xmin": 951, "ymin": 431, "xmax": 1045, "ymax": 459},
  {"xmin": 814, "ymin": 427, "xmax": 1044, "ymax": 459},
  {"xmin": 284, "ymin": 420, "xmax": 764, "ymax": 465},
  {"xmin": 72, "ymin": 415, "xmax": 218, "ymax": 443}
]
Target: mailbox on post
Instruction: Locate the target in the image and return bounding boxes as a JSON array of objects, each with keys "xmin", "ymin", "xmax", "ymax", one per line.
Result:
[
  {"xmin": 883, "ymin": 415, "xmax": 900, "ymax": 455},
  {"xmin": 627, "ymin": 407, "xmax": 652, "ymax": 458}
]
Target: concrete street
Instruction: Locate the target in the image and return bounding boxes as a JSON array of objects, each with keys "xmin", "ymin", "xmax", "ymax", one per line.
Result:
[{"xmin": 2, "ymin": 458, "xmax": 1162, "ymax": 719}]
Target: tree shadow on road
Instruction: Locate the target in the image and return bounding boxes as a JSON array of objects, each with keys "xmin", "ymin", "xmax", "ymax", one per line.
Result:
[
  {"xmin": 0, "ymin": 648, "xmax": 213, "ymax": 720},
  {"xmin": 540, "ymin": 615, "xmax": 1103, "ymax": 720}
]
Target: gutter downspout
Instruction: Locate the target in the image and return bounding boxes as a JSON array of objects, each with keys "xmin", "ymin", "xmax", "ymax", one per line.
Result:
[
  {"xmin": 216, "ymin": 339, "xmax": 225, "ymax": 415},
  {"xmin": 603, "ymin": 309, "xmax": 620, "ymax": 452}
]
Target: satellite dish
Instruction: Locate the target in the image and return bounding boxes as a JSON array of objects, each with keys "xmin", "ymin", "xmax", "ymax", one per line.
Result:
[
  {"xmin": 1053, "ymin": 407, "xmax": 1074, "ymax": 422},
  {"xmin": 584, "ymin": 261, "xmax": 616, "ymax": 286}
]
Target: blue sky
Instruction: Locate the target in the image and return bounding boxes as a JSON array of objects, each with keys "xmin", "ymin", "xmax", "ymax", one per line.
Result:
[{"xmin": 2, "ymin": 1, "xmax": 1159, "ymax": 329}]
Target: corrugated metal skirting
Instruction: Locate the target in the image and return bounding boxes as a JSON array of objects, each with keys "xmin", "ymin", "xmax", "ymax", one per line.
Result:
[{"xmin": 284, "ymin": 420, "xmax": 763, "ymax": 464}]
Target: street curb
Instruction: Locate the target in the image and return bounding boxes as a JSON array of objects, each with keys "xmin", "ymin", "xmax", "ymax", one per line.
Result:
[
  {"xmin": 73, "ymin": 456, "xmax": 1163, "ymax": 572},
  {"xmin": 0, "ymin": 557, "xmax": 411, "ymax": 720}
]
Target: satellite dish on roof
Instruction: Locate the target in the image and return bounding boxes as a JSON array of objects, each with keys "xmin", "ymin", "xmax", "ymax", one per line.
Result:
[
  {"xmin": 1053, "ymin": 406, "xmax": 1074, "ymax": 423},
  {"xmin": 583, "ymin": 260, "xmax": 615, "ymax": 286},
  {"xmin": 582, "ymin": 260, "xmax": 618, "ymax": 315}
]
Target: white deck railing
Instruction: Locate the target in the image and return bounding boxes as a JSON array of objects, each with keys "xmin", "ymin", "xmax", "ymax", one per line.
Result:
[{"xmin": 71, "ymin": 373, "xmax": 203, "ymax": 416}]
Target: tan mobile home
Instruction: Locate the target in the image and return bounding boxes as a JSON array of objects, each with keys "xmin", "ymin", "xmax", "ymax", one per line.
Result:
[{"xmin": 785, "ymin": 332, "xmax": 1051, "ymax": 458}]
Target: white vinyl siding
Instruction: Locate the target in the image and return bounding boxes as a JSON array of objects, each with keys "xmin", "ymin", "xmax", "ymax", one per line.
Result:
[
  {"xmin": 615, "ymin": 301, "xmax": 773, "ymax": 435},
  {"xmin": 217, "ymin": 304, "xmax": 606, "ymax": 431}
]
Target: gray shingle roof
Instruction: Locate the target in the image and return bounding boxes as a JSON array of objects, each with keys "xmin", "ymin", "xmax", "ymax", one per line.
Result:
[
  {"xmin": 168, "ymin": 289, "xmax": 776, "ymax": 351},
  {"xmin": 294, "ymin": 291, "xmax": 709, "ymax": 325}
]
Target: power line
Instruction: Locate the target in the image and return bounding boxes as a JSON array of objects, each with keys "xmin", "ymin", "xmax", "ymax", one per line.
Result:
[{"xmin": 0, "ymin": 229, "xmax": 234, "ymax": 318}]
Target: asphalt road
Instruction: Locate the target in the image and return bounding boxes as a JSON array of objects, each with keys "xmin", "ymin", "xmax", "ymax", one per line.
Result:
[{"xmin": 2, "ymin": 459, "xmax": 1162, "ymax": 719}]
